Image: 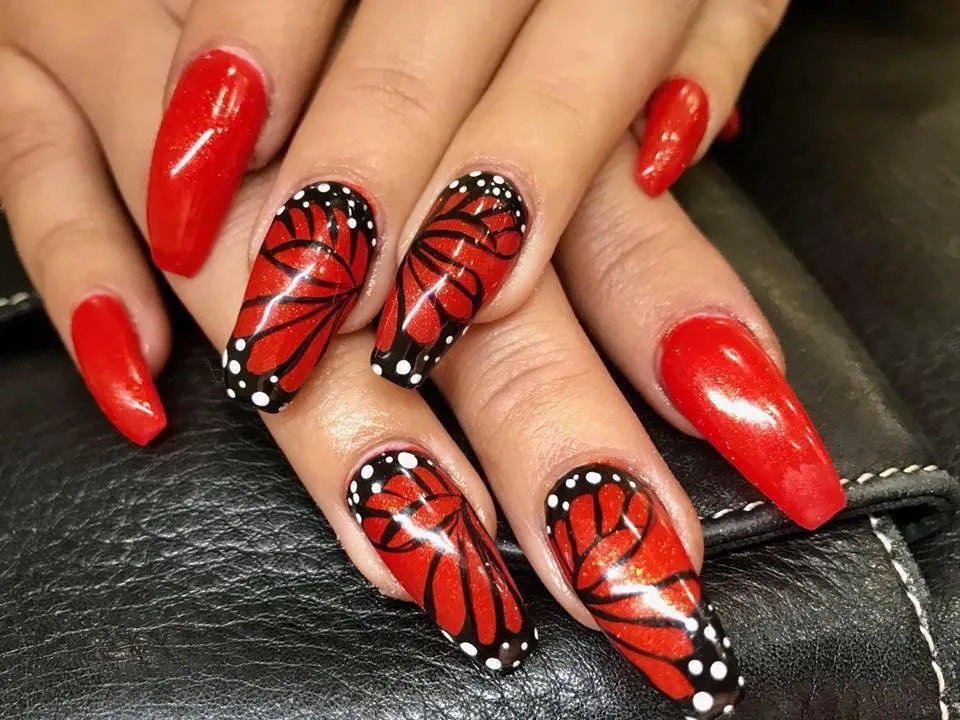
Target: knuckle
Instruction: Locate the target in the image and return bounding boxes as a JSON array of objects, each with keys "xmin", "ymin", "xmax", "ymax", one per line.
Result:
[
  {"xmin": 27, "ymin": 216, "xmax": 100, "ymax": 290},
  {"xmin": 343, "ymin": 62, "xmax": 439, "ymax": 139},
  {"xmin": 0, "ymin": 107, "xmax": 65, "ymax": 196},
  {"xmin": 513, "ymin": 78, "xmax": 592, "ymax": 139},
  {"xmin": 742, "ymin": 0, "xmax": 787, "ymax": 37}
]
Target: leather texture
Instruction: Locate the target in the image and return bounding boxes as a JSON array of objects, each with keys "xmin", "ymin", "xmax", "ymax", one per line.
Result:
[{"xmin": 1, "ymin": 4, "xmax": 958, "ymax": 719}]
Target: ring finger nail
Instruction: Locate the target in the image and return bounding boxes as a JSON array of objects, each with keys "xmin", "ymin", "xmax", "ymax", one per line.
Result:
[
  {"xmin": 148, "ymin": 49, "xmax": 268, "ymax": 276},
  {"xmin": 659, "ymin": 315, "xmax": 845, "ymax": 530},
  {"xmin": 371, "ymin": 171, "xmax": 528, "ymax": 388},
  {"xmin": 545, "ymin": 463, "xmax": 742, "ymax": 719},
  {"xmin": 348, "ymin": 447, "xmax": 538, "ymax": 670},
  {"xmin": 224, "ymin": 182, "xmax": 377, "ymax": 412}
]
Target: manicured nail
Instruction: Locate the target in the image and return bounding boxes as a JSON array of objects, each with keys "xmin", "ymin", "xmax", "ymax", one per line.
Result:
[
  {"xmin": 371, "ymin": 171, "xmax": 527, "ymax": 388},
  {"xmin": 147, "ymin": 48, "xmax": 268, "ymax": 277},
  {"xmin": 545, "ymin": 463, "xmax": 742, "ymax": 719},
  {"xmin": 224, "ymin": 182, "xmax": 376, "ymax": 412},
  {"xmin": 349, "ymin": 447, "xmax": 537, "ymax": 670},
  {"xmin": 717, "ymin": 106, "xmax": 741, "ymax": 142},
  {"xmin": 635, "ymin": 78, "xmax": 709, "ymax": 197},
  {"xmin": 71, "ymin": 294, "xmax": 166, "ymax": 446},
  {"xmin": 659, "ymin": 315, "xmax": 845, "ymax": 530}
]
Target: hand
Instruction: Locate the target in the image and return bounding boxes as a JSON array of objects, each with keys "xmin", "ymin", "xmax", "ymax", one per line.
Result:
[{"xmin": 0, "ymin": 3, "xmax": 837, "ymax": 719}]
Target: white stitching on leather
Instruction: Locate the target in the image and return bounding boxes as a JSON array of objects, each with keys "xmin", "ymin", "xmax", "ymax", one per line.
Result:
[
  {"xmin": 0, "ymin": 291, "xmax": 33, "ymax": 308},
  {"xmin": 870, "ymin": 515, "xmax": 949, "ymax": 720},
  {"xmin": 699, "ymin": 464, "xmax": 940, "ymax": 521}
]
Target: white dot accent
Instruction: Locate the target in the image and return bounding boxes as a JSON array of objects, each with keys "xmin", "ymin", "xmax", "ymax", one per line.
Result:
[
  {"xmin": 350, "ymin": 480, "xmax": 358, "ymax": 493},
  {"xmin": 501, "ymin": 641, "xmax": 510, "ymax": 650},
  {"xmin": 520, "ymin": 224, "xmax": 526, "ymax": 232},
  {"xmin": 445, "ymin": 335, "xmax": 454, "ymax": 344},
  {"xmin": 385, "ymin": 456, "xmax": 393, "ymax": 463},
  {"xmin": 688, "ymin": 659, "xmax": 703, "ymax": 676},
  {"xmin": 226, "ymin": 388, "xmax": 236, "ymax": 399},
  {"xmin": 612, "ymin": 473, "xmax": 621, "ymax": 481},
  {"xmin": 460, "ymin": 642, "xmax": 478, "ymax": 657},
  {"xmin": 534, "ymin": 628, "xmax": 539, "ymax": 640},
  {"xmin": 469, "ymin": 170, "xmax": 482, "ymax": 177},
  {"xmin": 441, "ymin": 630, "xmax": 453, "ymax": 642},
  {"xmin": 395, "ymin": 359, "xmax": 411, "ymax": 376},
  {"xmin": 485, "ymin": 658, "xmax": 502, "ymax": 671},
  {"xmin": 505, "ymin": 191, "xmax": 512, "ymax": 198},
  {"xmin": 565, "ymin": 478, "xmax": 576, "ymax": 488},
  {"xmin": 360, "ymin": 466, "xmax": 373, "ymax": 480},
  {"xmin": 238, "ymin": 380, "xmax": 246, "ymax": 389},
  {"xmin": 293, "ymin": 190, "xmax": 305, "ymax": 200},
  {"xmin": 723, "ymin": 706, "xmax": 735, "ymax": 715},
  {"xmin": 572, "ymin": 474, "xmax": 579, "ymax": 480},
  {"xmin": 371, "ymin": 238, "xmax": 378, "ymax": 247},
  {"xmin": 251, "ymin": 392, "xmax": 270, "ymax": 407},
  {"xmin": 692, "ymin": 692, "xmax": 714, "ymax": 713},
  {"xmin": 723, "ymin": 637, "xmax": 732, "ymax": 649},
  {"xmin": 423, "ymin": 355, "xmax": 430, "ymax": 361},
  {"xmin": 342, "ymin": 187, "xmax": 351, "ymax": 194},
  {"xmin": 711, "ymin": 661, "xmax": 728, "ymax": 681},
  {"xmin": 738, "ymin": 676, "xmax": 745, "ymax": 687},
  {"xmin": 397, "ymin": 452, "xmax": 418, "ymax": 469},
  {"xmin": 348, "ymin": 200, "xmax": 355, "ymax": 207},
  {"xmin": 325, "ymin": 201, "xmax": 331, "ymax": 206},
  {"xmin": 318, "ymin": 183, "xmax": 330, "ymax": 192},
  {"xmin": 371, "ymin": 363, "xmax": 383, "ymax": 376},
  {"xmin": 352, "ymin": 493, "xmax": 361, "ymax": 505},
  {"xmin": 547, "ymin": 494, "xmax": 558, "ymax": 508},
  {"xmin": 476, "ymin": 179, "xmax": 486, "ymax": 187},
  {"xmin": 221, "ymin": 350, "xmax": 228, "ymax": 368},
  {"xmin": 228, "ymin": 360, "xmax": 241, "ymax": 375},
  {"xmin": 512, "ymin": 660, "xmax": 521, "ymax": 668},
  {"xmin": 434, "ymin": 357, "xmax": 440, "ymax": 363},
  {"xmin": 302, "ymin": 202, "xmax": 309, "ymax": 208},
  {"xmin": 458, "ymin": 186, "xmax": 467, "ymax": 193},
  {"xmin": 685, "ymin": 617, "xmax": 700, "ymax": 632},
  {"xmin": 492, "ymin": 188, "xmax": 501, "ymax": 195},
  {"xmin": 586, "ymin": 471, "xmax": 602, "ymax": 484},
  {"xmin": 269, "ymin": 375, "xmax": 279, "ymax": 383},
  {"xmin": 371, "ymin": 483, "xmax": 382, "ymax": 493},
  {"xmin": 276, "ymin": 206, "xmax": 285, "ymax": 216},
  {"xmin": 347, "ymin": 217, "xmax": 357, "ymax": 229},
  {"xmin": 629, "ymin": 481, "xmax": 637, "ymax": 489},
  {"xmin": 521, "ymin": 642, "xmax": 528, "ymax": 651},
  {"xmin": 493, "ymin": 175, "xmax": 505, "ymax": 184},
  {"xmin": 561, "ymin": 501, "xmax": 570, "ymax": 511},
  {"xmin": 409, "ymin": 374, "xmax": 422, "ymax": 385},
  {"xmin": 355, "ymin": 513, "xmax": 363, "ymax": 524},
  {"xmin": 449, "ymin": 180, "xmax": 460, "ymax": 189},
  {"xmin": 234, "ymin": 339, "xmax": 246, "ymax": 351},
  {"xmin": 704, "ymin": 624, "xmax": 718, "ymax": 642},
  {"xmin": 367, "ymin": 220, "xmax": 374, "ymax": 229}
]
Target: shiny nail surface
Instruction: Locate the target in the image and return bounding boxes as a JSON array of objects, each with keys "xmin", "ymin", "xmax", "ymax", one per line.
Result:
[
  {"xmin": 371, "ymin": 171, "xmax": 527, "ymax": 388},
  {"xmin": 147, "ymin": 49, "xmax": 267, "ymax": 276},
  {"xmin": 224, "ymin": 182, "xmax": 376, "ymax": 412},
  {"xmin": 71, "ymin": 294, "xmax": 166, "ymax": 446},
  {"xmin": 660, "ymin": 315, "xmax": 845, "ymax": 530},
  {"xmin": 349, "ymin": 448, "xmax": 537, "ymax": 670},
  {"xmin": 635, "ymin": 78, "xmax": 709, "ymax": 197},
  {"xmin": 545, "ymin": 463, "xmax": 742, "ymax": 719}
]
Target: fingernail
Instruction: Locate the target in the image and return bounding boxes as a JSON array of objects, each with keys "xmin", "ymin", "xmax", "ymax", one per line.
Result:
[
  {"xmin": 635, "ymin": 78, "xmax": 709, "ymax": 197},
  {"xmin": 659, "ymin": 315, "xmax": 845, "ymax": 529},
  {"xmin": 545, "ymin": 463, "xmax": 742, "ymax": 719},
  {"xmin": 349, "ymin": 447, "xmax": 538, "ymax": 670},
  {"xmin": 717, "ymin": 106, "xmax": 741, "ymax": 142},
  {"xmin": 224, "ymin": 182, "xmax": 376, "ymax": 412},
  {"xmin": 147, "ymin": 48, "xmax": 268, "ymax": 277},
  {"xmin": 371, "ymin": 171, "xmax": 527, "ymax": 388},
  {"xmin": 70, "ymin": 294, "xmax": 166, "ymax": 446}
]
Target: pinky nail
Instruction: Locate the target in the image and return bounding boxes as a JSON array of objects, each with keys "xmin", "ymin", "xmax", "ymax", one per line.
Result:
[
  {"xmin": 70, "ymin": 294, "xmax": 166, "ymax": 445},
  {"xmin": 349, "ymin": 447, "xmax": 538, "ymax": 670}
]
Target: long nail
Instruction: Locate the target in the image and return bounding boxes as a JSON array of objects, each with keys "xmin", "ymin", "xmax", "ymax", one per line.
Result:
[
  {"xmin": 349, "ymin": 447, "xmax": 538, "ymax": 670},
  {"xmin": 224, "ymin": 182, "xmax": 376, "ymax": 412},
  {"xmin": 717, "ymin": 107, "xmax": 741, "ymax": 142},
  {"xmin": 635, "ymin": 78, "xmax": 709, "ymax": 197},
  {"xmin": 545, "ymin": 463, "xmax": 742, "ymax": 719},
  {"xmin": 71, "ymin": 294, "xmax": 166, "ymax": 446},
  {"xmin": 147, "ymin": 48, "xmax": 268, "ymax": 277},
  {"xmin": 659, "ymin": 315, "xmax": 845, "ymax": 529},
  {"xmin": 371, "ymin": 171, "xmax": 527, "ymax": 388}
]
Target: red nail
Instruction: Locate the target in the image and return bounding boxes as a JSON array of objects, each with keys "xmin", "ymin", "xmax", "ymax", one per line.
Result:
[
  {"xmin": 372, "ymin": 171, "xmax": 527, "ymax": 388},
  {"xmin": 635, "ymin": 78, "xmax": 709, "ymax": 197},
  {"xmin": 224, "ymin": 182, "xmax": 377, "ymax": 412},
  {"xmin": 70, "ymin": 294, "xmax": 166, "ymax": 446},
  {"xmin": 718, "ymin": 106, "xmax": 741, "ymax": 142},
  {"xmin": 147, "ymin": 49, "xmax": 268, "ymax": 277},
  {"xmin": 349, "ymin": 448, "xmax": 538, "ymax": 670},
  {"xmin": 659, "ymin": 316, "xmax": 845, "ymax": 530},
  {"xmin": 546, "ymin": 464, "xmax": 743, "ymax": 719}
]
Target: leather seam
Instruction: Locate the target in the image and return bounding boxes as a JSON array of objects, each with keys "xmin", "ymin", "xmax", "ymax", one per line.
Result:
[
  {"xmin": 0, "ymin": 291, "xmax": 33, "ymax": 308},
  {"xmin": 869, "ymin": 514, "xmax": 949, "ymax": 720},
  {"xmin": 699, "ymin": 464, "xmax": 940, "ymax": 520}
]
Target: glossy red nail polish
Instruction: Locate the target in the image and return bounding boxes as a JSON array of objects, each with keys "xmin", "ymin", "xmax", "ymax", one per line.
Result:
[
  {"xmin": 546, "ymin": 464, "xmax": 742, "ymax": 719},
  {"xmin": 635, "ymin": 78, "xmax": 709, "ymax": 197},
  {"xmin": 718, "ymin": 106, "xmax": 741, "ymax": 142},
  {"xmin": 224, "ymin": 182, "xmax": 377, "ymax": 412},
  {"xmin": 349, "ymin": 448, "xmax": 537, "ymax": 670},
  {"xmin": 659, "ymin": 316, "xmax": 845, "ymax": 530},
  {"xmin": 71, "ymin": 294, "xmax": 166, "ymax": 446},
  {"xmin": 147, "ymin": 48, "xmax": 268, "ymax": 277},
  {"xmin": 372, "ymin": 171, "xmax": 527, "ymax": 388}
]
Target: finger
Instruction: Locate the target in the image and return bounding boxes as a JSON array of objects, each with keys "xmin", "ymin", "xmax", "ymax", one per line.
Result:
[
  {"xmin": 223, "ymin": 0, "xmax": 536, "ymax": 409},
  {"xmin": 0, "ymin": 47, "xmax": 168, "ymax": 445},
  {"xmin": 371, "ymin": 0, "xmax": 701, "ymax": 388},
  {"xmin": 633, "ymin": 0, "xmax": 789, "ymax": 196},
  {"xmin": 557, "ymin": 137, "xmax": 844, "ymax": 530},
  {"xmin": 432, "ymin": 271, "xmax": 744, "ymax": 718},
  {"xmin": 146, "ymin": 0, "xmax": 348, "ymax": 276}
]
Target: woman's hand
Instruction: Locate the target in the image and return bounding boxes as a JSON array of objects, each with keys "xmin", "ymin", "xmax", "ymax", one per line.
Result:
[{"xmin": 0, "ymin": 3, "xmax": 838, "ymax": 719}]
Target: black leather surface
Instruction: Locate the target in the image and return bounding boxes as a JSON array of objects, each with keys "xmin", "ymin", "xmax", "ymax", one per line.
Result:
[{"xmin": 2, "ymin": 4, "xmax": 960, "ymax": 719}]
